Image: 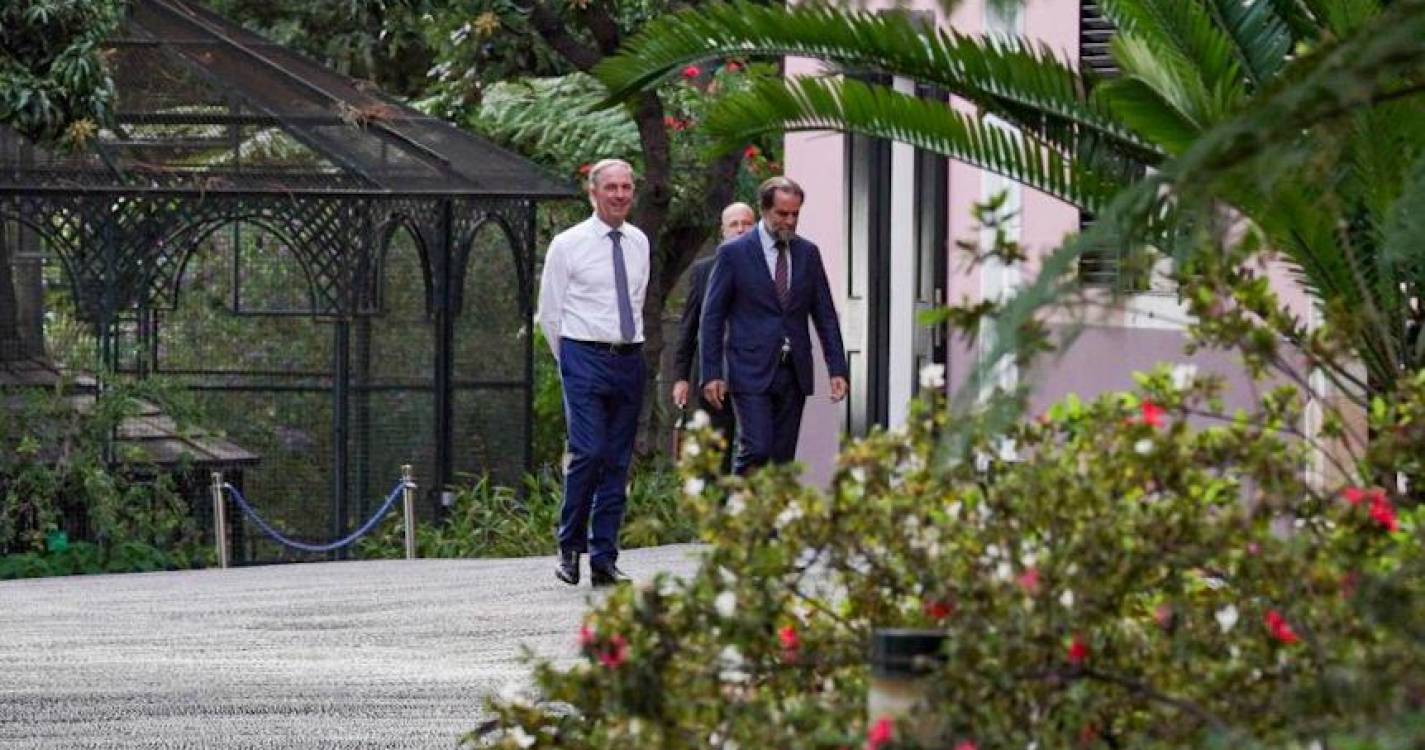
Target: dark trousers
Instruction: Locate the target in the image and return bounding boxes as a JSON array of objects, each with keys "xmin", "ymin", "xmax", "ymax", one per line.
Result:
[
  {"xmin": 556, "ymin": 338, "xmax": 645, "ymax": 566},
  {"xmin": 695, "ymin": 393, "xmax": 737, "ymax": 475},
  {"xmin": 731, "ymin": 361, "xmax": 805, "ymax": 475}
]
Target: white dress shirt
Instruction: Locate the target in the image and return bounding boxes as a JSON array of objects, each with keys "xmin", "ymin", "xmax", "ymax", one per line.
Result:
[
  {"xmin": 758, "ymin": 219, "xmax": 791, "ymax": 284},
  {"xmin": 536, "ymin": 214, "xmax": 650, "ymax": 359}
]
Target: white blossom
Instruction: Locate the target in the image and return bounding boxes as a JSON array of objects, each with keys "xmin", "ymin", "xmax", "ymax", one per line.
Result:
[
  {"xmin": 688, "ymin": 409, "xmax": 712, "ymax": 430},
  {"xmin": 775, "ymin": 501, "xmax": 804, "ymax": 529},
  {"xmin": 682, "ymin": 437, "xmax": 702, "ymax": 457},
  {"xmin": 995, "ymin": 561, "xmax": 1014, "ymax": 581},
  {"xmin": 683, "ymin": 477, "xmax": 706, "ymax": 497},
  {"xmin": 725, "ymin": 493, "xmax": 746, "ymax": 517},
  {"xmin": 849, "ymin": 466, "xmax": 867, "ymax": 484},
  {"xmin": 717, "ymin": 645, "xmax": 748, "ymax": 683},
  {"xmin": 1059, "ymin": 589, "xmax": 1075, "ymax": 609},
  {"xmin": 507, "ymin": 726, "xmax": 537, "ymax": 748},
  {"xmin": 919, "ymin": 362, "xmax": 946, "ymax": 390},
  {"xmin": 1171, "ymin": 363, "xmax": 1199, "ymax": 391},
  {"xmin": 1135, "ymin": 438, "xmax": 1155, "ymax": 455},
  {"xmin": 1216, "ymin": 604, "xmax": 1239, "ymax": 633},
  {"xmin": 714, "ymin": 590, "xmax": 737, "ymax": 619}
]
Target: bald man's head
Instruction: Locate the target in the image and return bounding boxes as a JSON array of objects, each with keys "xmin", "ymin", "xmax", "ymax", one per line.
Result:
[{"xmin": 720, "ymin": 202, "xmax": 755, "ymax": 241}]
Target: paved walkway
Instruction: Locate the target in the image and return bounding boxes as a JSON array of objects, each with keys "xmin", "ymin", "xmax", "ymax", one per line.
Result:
[{"xmin": 0, "ymin": 545, "xmax": 705, "ymax": 749}]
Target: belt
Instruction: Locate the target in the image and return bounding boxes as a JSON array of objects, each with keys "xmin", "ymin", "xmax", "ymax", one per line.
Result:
[{"xmin": 568, "ymin": 338, "xmax": 643, "ymax": 355}]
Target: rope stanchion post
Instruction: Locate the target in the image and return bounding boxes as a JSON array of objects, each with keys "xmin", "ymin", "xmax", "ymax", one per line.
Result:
[
  {"xmin": 210, "ymin": 471, "xmax": 230, "ymax": 569},
  {"xmin": 401, "ymin": 464, "xmax": 417, "ymax": 560}
]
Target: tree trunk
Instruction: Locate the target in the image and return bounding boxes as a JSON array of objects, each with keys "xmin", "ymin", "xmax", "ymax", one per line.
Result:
[{"xmin": 0, "ymin": 223, "xmax": 21, "ymax": 362}]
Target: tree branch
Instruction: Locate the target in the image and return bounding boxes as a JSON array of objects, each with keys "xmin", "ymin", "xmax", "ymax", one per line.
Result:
[{"xmin": 527, "ymin": 0, "xmax": 603, "ymax": 72}]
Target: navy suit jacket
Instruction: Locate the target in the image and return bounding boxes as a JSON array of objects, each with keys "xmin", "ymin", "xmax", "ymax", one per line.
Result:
[{"xmin": 699, "ymin": 229, "xmax": 848, "ymax": 396}]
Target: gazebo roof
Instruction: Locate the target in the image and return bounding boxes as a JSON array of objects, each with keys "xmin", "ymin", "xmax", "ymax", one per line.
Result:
[{"xmin": 0, "ymin": 0, "xmax": 574, "ymax": 198}]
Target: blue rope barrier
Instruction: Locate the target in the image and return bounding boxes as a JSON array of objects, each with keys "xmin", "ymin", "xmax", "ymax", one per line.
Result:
[{"xmin": 222, "ymin": 478, "xmax": 410, "ymax": 554}]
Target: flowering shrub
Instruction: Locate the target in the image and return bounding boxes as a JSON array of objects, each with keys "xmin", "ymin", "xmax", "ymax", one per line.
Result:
[{"xmin": 472, "ymin": 361, "xmax": 1425, "ymax": 748}]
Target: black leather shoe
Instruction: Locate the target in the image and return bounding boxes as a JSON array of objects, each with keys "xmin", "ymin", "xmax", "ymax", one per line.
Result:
[
  {"xmin": 590, "ymin": 562, "xmax": 631, "ymax": 587},
  {"xmin": 555, "ymin": 550, "xmax": 580, "ymax": 585}
]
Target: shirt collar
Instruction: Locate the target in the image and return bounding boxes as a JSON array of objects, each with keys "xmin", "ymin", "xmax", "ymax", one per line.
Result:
[
  {"xmin": 757, "ymin": 220, "xmax": 777, "ymax": 252},
  {"xmin": 589, "ymin": 214, "xmax": 623, "ymax": 238}
]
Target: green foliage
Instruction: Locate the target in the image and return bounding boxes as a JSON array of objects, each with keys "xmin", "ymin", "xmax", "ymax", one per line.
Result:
[
  {"xmin": 355, "ymin": 464, "xmax": 695, "ymax": 559},
  {"xmin": 475, "ymin": 364, "xmax": 1425, "ymax": 748},
  {"xmin": 0, "ymin": 383, "xmax": 208, "ymax": 580},
  {"xmin": 0, "ymin": 0, "xmax": 121, "ymax": 146}
]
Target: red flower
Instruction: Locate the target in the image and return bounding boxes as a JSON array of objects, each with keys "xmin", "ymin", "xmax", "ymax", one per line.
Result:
[
  {"xmin": 778, "ymin": 625, "xmax": 800, "ymax": 662},
  {"xmin": 1139, "ymin": 401, "xmax": 1165, "ymax": 428},
  {"xmin": 1016, "ymin": 567, "xmax": 1040, "ymax": 595},
  {"xmin": 577, "ymin": 163, "xmax": 592, "ymax": 176},
  {"xmin": 955, "ymin": 742, "xmax": 978, "ymax": 750},
  {"xmin": 743, "ymin": 144, "xmax": 761, "ymax": 160},
  {"xmin": 681, "ymin": 64, "xmax": 702, "ymax": 79},
  {"xmin": 724, "ymin": 61, "xmax": 743, "ymax": 73},
  {"xmin": 1369, "ymin": 493, "xmax": 1400, "ymax": 532},
  {"xmin": 597, "ymin": 634, "xmax": 629, "ymax": 668},
  {"xmin": 1342, "ymin": 486, "xmax": 1383, "ymax": 506},
  {"xmin": 923, "ymin": 599, "xmax": 954, "ymax": 620},
  {"xmin": 577, "ymin": 623, "xmax": 596, "ymax": 649},
  {"xmin": 1264, "ymin": 610, "xmax": 1299, "ymax": 645},
  {"xmin": 865, "ymin": 716, "xmax": 894, "ymax": 750},
  {"xmin": 1067, "ymin": 635, "xmax": 1089, "ymax": 666}
]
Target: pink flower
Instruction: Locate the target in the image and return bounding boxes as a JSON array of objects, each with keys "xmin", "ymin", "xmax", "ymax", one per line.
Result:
[
  {"xmin": 955, "ymin": 742, "xmax": 978, "ymax": 750},
  {"xmin": 1264, "ymin": 610, "xmax": 1299, "ymax": 645},
  {"xmin": 865, "ymin": 716, "xmax": 894, "ymax": 750},
  {"xmin": 1153, "ymin": 604, "xmax": 1173, "ymax": 630},
  {"xmin": 724, "ymin": 61, "xmax": 743, "ymax": 73},
  {"xmin": 778, "ymin": 625, "xmax": 800, "ymax": 662},
  {"xmin": 577, "ymin": 623, "xmax": 596, "ymax": 649},
  {"xmin": 597, "ymin": 634, "xmax": 629, "ymax": 668},
  {"xmin": 923, "ymin": 599, "xmax": 954, "ymax": 621},
  {"xmin": 743, "ymin": 144, "xmax": 761, "ymax": 161},
  {"xmin": 1140, "ymin": 401, "xmax": 1165, "ymax": 428},
  {"xmin": 1369, "ymin": 493, "xmax": 1399, "ymax": 532},
  {"xmin": 1067, "ymin": 635, "xmax": 1089, "ymax": 666},
  {"xmin": 1016, "ymin": 567, "xmax": 1040, "ymax": 595},
  {"xmin": 680, "ymin": 64, "xmax": 701, "ymax": 79}
]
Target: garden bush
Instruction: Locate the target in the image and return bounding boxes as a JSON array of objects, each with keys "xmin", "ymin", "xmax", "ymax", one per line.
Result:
[
  {"xmin": 0, "ymin": 383, "xmax": 208, "ymax": 580},
  {"xmin": 473, "ymin": 368, "xmax": 1425, "ymax": 748}
]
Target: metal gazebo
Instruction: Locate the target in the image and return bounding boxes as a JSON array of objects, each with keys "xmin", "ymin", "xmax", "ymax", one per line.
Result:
[{"xmin": 0, "ymin": 0, "xmax": 573, "ymax": 562}]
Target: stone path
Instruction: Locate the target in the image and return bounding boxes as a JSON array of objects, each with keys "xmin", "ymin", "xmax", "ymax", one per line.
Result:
[{"xmin": 0, "ymin": 545, "xmax": 704, "ymax": 749}]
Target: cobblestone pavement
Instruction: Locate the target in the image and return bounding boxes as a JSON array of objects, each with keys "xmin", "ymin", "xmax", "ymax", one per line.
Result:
[{"xmin": 0, "ymin": 545, "xmax": 705, "ymax": 749}]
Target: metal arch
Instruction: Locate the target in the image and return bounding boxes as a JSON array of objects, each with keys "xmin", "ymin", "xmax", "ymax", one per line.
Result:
[
  {"xmin": 373, "ymin": 214, "xmax": 436, "ymax": 320},
  {"xmin": 151, "ymin": 208, "xmax": 327, "ymax": 315},
  {"xmin": 449, "ymin": 202, "xmax": 534, "ymax": 319},
  {"xmin": 0, "ymin": 201, "xmax": 89, "ymax": 318}
]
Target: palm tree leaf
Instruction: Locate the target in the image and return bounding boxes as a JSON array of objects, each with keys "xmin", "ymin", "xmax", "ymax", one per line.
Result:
[
  {"xmin": 1098, "ymin": 0, "xmax": 1244, "ymax": 101},
  {"xmin": 702, "ymin": 76, "xmax": 1127, "ymax": 213},
  {"xmin": 592, "ymin": 1, "xmax": 1163, "ymax": 164},
  {"xmin": 1094, "ymin": 77, "xmax": 1203, "ymax": 155},
  {"xmin": 473, "ymin": 74, "xmax": 641, "ymax": 167},
  {"xmin": 1104, "ymin": 34, "xmax": 1218, "ymax": 137},
  {"xmin": 1203, "ymin": 0, "xmax": 1293, "ymax": 88}
]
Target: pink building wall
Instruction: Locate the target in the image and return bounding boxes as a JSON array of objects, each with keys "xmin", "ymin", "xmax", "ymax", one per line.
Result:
[{"xmin": 786, "ymin": 0, "xmax": 1314, "ymax": 485}]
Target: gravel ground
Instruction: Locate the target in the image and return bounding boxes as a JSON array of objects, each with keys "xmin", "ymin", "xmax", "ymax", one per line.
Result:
[{"xmin": 0, "ymin": 545, "xmax": 705, "ymax": 749}]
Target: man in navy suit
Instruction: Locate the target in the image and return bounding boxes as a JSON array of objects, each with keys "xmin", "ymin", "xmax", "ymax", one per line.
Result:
[{"xmin": 700, "ymin": 177, "xmax": 848, "ymax": 475}]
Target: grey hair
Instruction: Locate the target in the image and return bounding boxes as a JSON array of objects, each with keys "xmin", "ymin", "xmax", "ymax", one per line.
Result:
[{"xmin": 585, "ymin": 158, "xmax": 635, "ymax": 191}]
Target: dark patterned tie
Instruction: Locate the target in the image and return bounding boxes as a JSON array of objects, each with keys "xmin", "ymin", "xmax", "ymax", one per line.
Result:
[
  {"xmin": 609, "ymin": 230, "xmax": 636, "ymax": 342},
  {"xmin": 773, "ymin": 239, "xmax": 790, "ymax": 308}
]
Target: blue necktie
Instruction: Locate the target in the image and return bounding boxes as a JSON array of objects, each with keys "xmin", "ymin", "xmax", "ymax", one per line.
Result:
[{"xmin": 609, "ymin": 230, "xmax": 636, "ymax": 342}]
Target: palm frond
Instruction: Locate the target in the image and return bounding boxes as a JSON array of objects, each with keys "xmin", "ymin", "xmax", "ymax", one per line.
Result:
[
  {"xmin": 593, "ymin": 1, "xmax": 1163, "ymax": 164},
  {"xmin": 1204, "ymin": 0, "xmax": 1293, "ymax": 88},
  {"xmin": 1105, "ymin": 34, "xmax": 1216, "ymax": 137},
  {"xmin": 1300, "ymin": 0, "xmax": 1381, "ymax": 36},
  {"xmin": 1264, "ymin": 0, "xmax": 1327, "ymax": 41},
  {"xmin": 702, "ymin": 76, "xmax": 1127, "ymax": 213},
  {"xmin": 1099, "ymin": 0, "xmax": 1244, "ymax": 102},
  {"xmin": 1094, "ymin": 76, "xmax": 1203, "ymax": 155}
]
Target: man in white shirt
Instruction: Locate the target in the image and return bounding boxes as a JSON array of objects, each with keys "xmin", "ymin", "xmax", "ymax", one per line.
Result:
[{"xmin": 536, "ymin": 158, "xmax": 648, "ymax": 587}]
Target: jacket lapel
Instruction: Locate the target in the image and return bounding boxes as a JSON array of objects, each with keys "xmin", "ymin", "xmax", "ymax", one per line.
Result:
[{"xmin": 743, "ymin": 232, "xmax": 780, "ymax": 306}]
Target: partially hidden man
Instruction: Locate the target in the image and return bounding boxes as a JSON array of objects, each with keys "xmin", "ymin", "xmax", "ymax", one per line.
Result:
[
  {"xmin": 700, "ymin": 177, "xmax": 848, "ymax": 475},
  {"xmin": 671, "ymin": 201, "xmax": 755, "ymax": 474},
  {"xmin": 536, "ymin": 159, "xmax": 647, "ymax": 587}
]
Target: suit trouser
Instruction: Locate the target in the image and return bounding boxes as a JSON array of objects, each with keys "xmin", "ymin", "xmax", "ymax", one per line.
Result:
[
  {"xmin": 731, "ymin": 361, "xmax": 805, "ymax": 475},
  {"xmin": 556, "ymin": 339, "xmax": 646, "ymax": 566}
]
